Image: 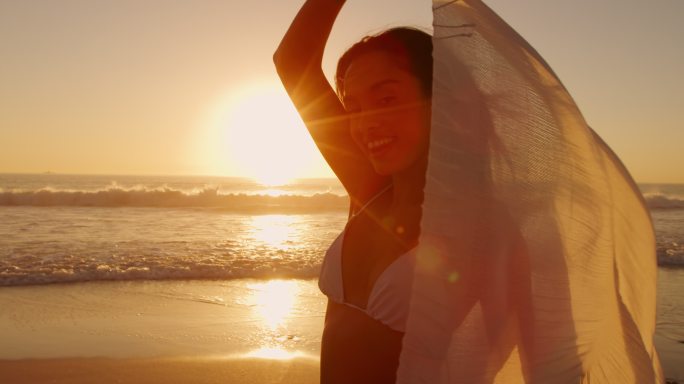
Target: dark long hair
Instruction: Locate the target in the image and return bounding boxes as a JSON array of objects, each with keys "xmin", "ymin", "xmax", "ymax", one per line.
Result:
[{"xmin": 335, "ymin": 27, "xmax": 433, "ymax": 98}]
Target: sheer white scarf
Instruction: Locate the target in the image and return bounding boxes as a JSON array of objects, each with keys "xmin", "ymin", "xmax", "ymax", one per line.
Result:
[{"xmin": 397, "ymin": 1, "xmax": 663, "ymax": 382}]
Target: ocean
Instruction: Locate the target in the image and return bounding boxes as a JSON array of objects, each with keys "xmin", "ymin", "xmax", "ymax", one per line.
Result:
[
  {"xmin": 0, "ymin": 174, "xmax": 349, "ymax": 286},
  {"xmin": 1, "ymin": 173, "xmax": 682, "ymax": 378},
  {"xmin": 2, "ymin": 173, "xmax": 682, "ymax": 286}
]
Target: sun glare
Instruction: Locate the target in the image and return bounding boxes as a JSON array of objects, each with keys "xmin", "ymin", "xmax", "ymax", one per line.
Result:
[
  {"xmin": 249, "ymin": 280, "xmax": 299, "ymax": 330},
  {"xmin": 249, "ymin": 215, "xmax": 298, "ymax": 249},
  {"xmin": 245, "ymin": 347, "xmax": 305, "ymax": 360},
  {"xmin": 202, "ymin": 83, "xmax": 330, "ymax": 184}
]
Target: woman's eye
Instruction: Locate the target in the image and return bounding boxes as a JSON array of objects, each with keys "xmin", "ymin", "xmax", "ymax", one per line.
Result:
[{"xmin": 379, "ymin": 96, "xmax": 396, "ymax": 106}]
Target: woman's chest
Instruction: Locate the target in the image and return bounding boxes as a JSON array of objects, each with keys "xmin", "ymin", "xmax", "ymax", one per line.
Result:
[{"xmin": 340, "ymin": 212, "xmax": 414, "ymax": 308}]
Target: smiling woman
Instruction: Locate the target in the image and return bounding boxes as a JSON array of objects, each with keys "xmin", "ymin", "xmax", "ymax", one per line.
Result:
[{"xmin": 198, "ymin": 82, "xmax": 331, "ymax": 185}]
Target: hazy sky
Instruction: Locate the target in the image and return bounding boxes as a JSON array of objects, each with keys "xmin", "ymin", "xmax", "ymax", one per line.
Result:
[{"xmin": 1, "ymin": 0, "xmax": 682, "ymax": 183}]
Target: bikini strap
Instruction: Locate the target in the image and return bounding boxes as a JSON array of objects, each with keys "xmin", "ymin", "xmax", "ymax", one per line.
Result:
[{"xmin": 351, "ymin": 184, "xmax": 393, "ymax": 218}]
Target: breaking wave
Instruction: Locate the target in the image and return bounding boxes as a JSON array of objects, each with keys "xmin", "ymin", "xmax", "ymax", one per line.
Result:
[
  {"xmin": 0, "ymin": 186, "xmax": 348, "ymax": 212},
  {"xmin": 644, "ymin": 194, "xmax": 684, "ymax": 210},
  {"xmin": 2, "ymin": 187, "xmax": 681, "ymax": 211},
  {"xmin": 0, "ymin": 255, "xmax": 323, "ymax": 287}
]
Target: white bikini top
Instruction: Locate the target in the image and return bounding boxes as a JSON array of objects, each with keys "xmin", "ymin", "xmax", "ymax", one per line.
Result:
[{"xmin": 318, "ymin": 186, "xmax": 416, "ymax": 333}]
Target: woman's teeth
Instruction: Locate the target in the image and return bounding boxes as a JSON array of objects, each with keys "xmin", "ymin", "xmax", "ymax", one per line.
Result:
[{"xmin": 367, "ymin": 137, "xmax": 395, "ymax": 150}]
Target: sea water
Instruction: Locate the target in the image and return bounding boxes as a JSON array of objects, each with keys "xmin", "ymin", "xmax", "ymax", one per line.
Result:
[
  {"xmin": 0, "ymin": 174, "xmax": 348, "ymax": 286},
  {"xmin": 2, "ymin": 174, "xmax": 682, "ymax": 285},
  {"xmin": 1, "ymin": 173, "xmax": 683, "ymax": 376}
]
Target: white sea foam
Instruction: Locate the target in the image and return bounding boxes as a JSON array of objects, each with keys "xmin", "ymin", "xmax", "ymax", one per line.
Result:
[{"xmin": 0, "ymin": 252, "xmax": 324, "ymax": 286}]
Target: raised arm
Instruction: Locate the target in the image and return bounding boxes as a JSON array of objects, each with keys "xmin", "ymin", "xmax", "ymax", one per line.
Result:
[{"xmin": 273, "ymin": 0, "xmax": 388, "ymax": 209}]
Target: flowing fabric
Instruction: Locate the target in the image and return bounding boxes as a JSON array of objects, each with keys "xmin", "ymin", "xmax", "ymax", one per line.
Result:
[{"xmin": 397, "ymin": 1, "xmax": 663, "ymax": 383}]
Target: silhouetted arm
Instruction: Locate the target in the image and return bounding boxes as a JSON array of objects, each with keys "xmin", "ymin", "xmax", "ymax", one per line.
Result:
[{"xmin": 273, "ymin": 0, "xmax": 389, "ymax": 210}]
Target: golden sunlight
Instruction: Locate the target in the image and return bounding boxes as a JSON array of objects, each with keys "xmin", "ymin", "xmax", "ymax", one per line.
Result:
[
  {"xmin": 249, "ymin": 215, "xmax": 298, "ymax": 249},
  {"xmin": 202, "ymin": 82, "xmax": 329, "ymax": 184},
  {"xmin": 245, "ymin": 347, "xmax": 306, "ymax": 360},
  {"xmin": 249, "ymin": 280, "xmax": 299, "ymax": 330}
]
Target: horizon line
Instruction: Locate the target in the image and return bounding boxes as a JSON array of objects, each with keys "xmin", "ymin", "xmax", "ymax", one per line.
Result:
[{"xmin": 0, "ymin": 171, "xmax": 682, "ymax": 185}]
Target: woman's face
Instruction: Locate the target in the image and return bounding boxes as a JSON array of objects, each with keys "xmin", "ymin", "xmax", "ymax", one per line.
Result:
[{"xmin": 342, "ymin": 51, "xmax": 431, "ymax": 176}]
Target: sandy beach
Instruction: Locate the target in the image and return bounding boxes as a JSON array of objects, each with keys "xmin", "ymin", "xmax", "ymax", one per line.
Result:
[
  {"xmin": 0, "ymin": 280, "xmax": 325, "ymax": 383},
  {"xmin": 0, "ymin": 357, "xmax": 319, "ymax": 384},
  {"xmin": 1, "ymin": 277, "xmax": 682, "ymax": 383}
]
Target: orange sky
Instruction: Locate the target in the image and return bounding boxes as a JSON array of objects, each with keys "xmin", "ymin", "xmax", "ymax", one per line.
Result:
[{"xmin": 1, "ymin": 0, "xmax": 682, "ymax": 183}]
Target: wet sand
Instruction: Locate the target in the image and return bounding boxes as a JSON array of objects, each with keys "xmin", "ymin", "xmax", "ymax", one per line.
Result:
[
  {"xmin": 0, "ymin": 356, "xmax": 319, "ymax": 384},
  {"xmin": 1, "ymin": 278, "xmax": 681, "ymax": 383},
  {"xmin": 0, "ymin": 280, "xmax": 324, "ymax": 383},
  {"xmin": 0, "ymin": 280, "xmax": 325, "ymax": 359}
]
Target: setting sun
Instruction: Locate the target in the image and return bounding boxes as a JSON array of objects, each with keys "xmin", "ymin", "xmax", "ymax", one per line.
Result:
[{"xmin": 199, "ymin": 83, "xmax": 332, "ymax": 184}]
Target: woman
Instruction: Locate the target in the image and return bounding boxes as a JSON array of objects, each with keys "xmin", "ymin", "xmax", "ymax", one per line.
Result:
[
  {"xmin": 274, "ymin": 1, "xmax": 435, "ymax": 382},
  {"xmin": 275, "ymin": 1, "xmax": 662, "ymax": 383}
]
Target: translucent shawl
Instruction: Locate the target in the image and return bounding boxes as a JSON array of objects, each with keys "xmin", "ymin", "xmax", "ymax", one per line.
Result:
[{"xmin": 397, "ymin": 1, "xmax": 663, "ymax": 383}]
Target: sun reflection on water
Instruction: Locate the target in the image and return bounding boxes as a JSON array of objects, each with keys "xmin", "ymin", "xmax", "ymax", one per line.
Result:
[
  {"xmin": 249, "ymin": 279, "xmax": 299, "ymax": 330},
  {"xmin": 249, "ymin": 215, "xmax": 299, "ymax": 249},
  {"xmin": 242, "ymin": 280, "xmax": 308, "ymax": 361},
  {"xmin": 260, "ymin": 188, "xmax": 289, "ymax": 197},
  {"xmin": 245, "ymin": 347, "xmax": 305, "ymax": 360}
]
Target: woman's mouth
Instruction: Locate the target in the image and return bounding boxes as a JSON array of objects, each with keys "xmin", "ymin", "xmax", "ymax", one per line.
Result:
[{"xmin": 367, "ymin": 137, "xmax": 396, "ymax": 157}]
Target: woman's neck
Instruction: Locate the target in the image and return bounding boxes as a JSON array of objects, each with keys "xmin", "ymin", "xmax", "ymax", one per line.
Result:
[
  {"xmin": 386, "ymin": 155, "xmax": 427, "ymax": 246},
  {"xmin": 390, "ymin": 154, "xmax": 427, "ymax": 211}
]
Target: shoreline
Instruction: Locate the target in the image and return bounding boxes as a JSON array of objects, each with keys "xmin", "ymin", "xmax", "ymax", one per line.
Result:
[{"xmin": 0, "ymin": 356, "xmax": 319, "ymax": 384}]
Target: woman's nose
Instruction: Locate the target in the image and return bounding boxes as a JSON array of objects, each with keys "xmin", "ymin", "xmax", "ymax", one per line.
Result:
[{"xmin": 353, "ymin": 111, "xmax": 381, "ymax": 134}]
